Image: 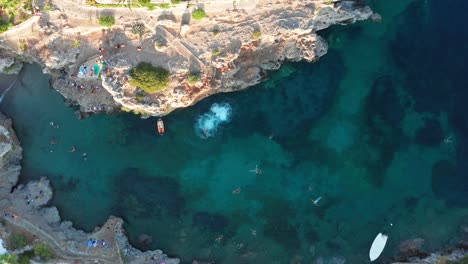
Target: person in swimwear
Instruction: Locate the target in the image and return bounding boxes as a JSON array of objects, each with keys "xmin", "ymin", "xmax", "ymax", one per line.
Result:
[{"xmin": 68, "ymin": 146, "xmax": 76, "ymax": 152}]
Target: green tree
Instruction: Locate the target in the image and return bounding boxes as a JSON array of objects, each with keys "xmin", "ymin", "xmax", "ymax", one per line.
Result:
[
  {"xmin": 129, "ymin": 62, "xmax": 170, "ymax": 93},
  {"xmin": 33, "ymin": 243, "xmax": 54, "ymax": 261},
  {"xmin": 0, "ymin": 254, "xmax": 19, "ymax": 264},
  {"xmin": 8, "ymin": 233, "xmax": 28, "ymax": 250},
  {"xmin": 99, "ymin": 15, "xmax": 115, "ymax": 27},
  {"xmin": 192, "ymin": 9, "xmax": 206, "ymax": 20}
]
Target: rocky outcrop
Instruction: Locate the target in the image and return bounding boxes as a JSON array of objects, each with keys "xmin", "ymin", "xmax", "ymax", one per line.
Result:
[
  {"xmin": 0, "ymin": 52, "xmax": 23, "ymax": 74},
  {"xmin": 0, "ymin": 0, "xmax": 373, "ymax": 117},
  {"xmin": 0, "ymin": 113, "xmax": 22, "ymax": 200},
  {"xmin": 398, "ymin": 238, "xmax": 429, "ymax": 260},
  {"xmin": 0, "ymin": 112, "xmax": 179, "ymax": 263}
]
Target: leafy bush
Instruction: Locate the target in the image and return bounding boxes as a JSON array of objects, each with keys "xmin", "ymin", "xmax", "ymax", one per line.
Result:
[
  {"xmin": 132, "ymin": 22, "xmax": 145, "ymax": 37},
  {"xmin": 8, "ymin": 233, "xmax": 28, "ymax": 250},
  {"xmin": 129, "ymin": 62, "xmax": 170, "ymax": 93},
  {"xmin": 212, "ymin": 49, "xmax": 220, "ymax": 57},
  {"xmin": 19, "ymin": 40, "xmax": 27, "ymax": 51},
  {"xmin": 171, "ymin": 0, "xmax": 180, "ymax": 3},
  {"xmin": 212, "ymin": 28, "xmax": 219, "ymax": 36},
  {"xmin": 18, "ymin": 251, "xmax": 34, "ymax": 264},
  {"xmin": 188, "ymin": 73, "xmax": 200, "ymax": 84},
  {"xmin": 192, "ymin": 9, "xmax": 206, "ymax": 20},
  {"xmin": 99, "ymin": 15, "xmax": 115, "ymax": 27},
  {"xmin": 0, "ymin": 254, "xmax": 19, "ymax": 264},
  {"xmin": 33, "ymin": 243, "xmax": 54, "ymax": 260},
  {"xmin": 252, "ymin": 29, "xmax": 261, "ymax": 40},
  {"xmin": 157, "ymin": 3, "xmax": 170, "ymax": 8},
  {"xmin": 0, "ymin": 21, "xmax": 13, "ymax": 33},
  {"xmin": 74, "ymin": 39, "xmax": 81, "ymax": 48}
]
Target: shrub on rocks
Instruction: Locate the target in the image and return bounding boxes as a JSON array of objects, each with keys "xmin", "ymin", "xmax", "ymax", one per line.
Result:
[
  {"xmin": 192, "ymin": 8, "xmax": 206, "ymax": 20},
  {"xmin": 33, "ymin": 243, "xmax": 54, "ymax": 261},
  {"xmin": 129, "ymin": 62, "xmax": 170, "ymax": 93},
  {"xmin": 8, "ymin": 233, "xmax": 28, "ymax": 250},
  {"xmin": 99, "ymin": 15, "xmax": 115, "ymax": 27},
  {"xmin": 188, "ymin": 73, "xmax": 200, "ymax": 84}
]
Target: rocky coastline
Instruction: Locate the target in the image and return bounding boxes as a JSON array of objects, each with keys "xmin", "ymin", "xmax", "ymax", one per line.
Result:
[
  {"xmin": 0, "ymin": 111, "xmax": 180, "ymax": 263},
  {"xmin": 0, "ymin": 0, "xmax": 374, "ymax": 117},
  {"xmin": 1, "ymin": 0, "xmax": 466, "ymax": 263}
]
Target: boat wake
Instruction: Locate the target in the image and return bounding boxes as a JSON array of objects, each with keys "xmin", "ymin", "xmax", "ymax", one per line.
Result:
[{"xmin": 195, "ymin": 103, "xmax": 232, "ymax": 138}]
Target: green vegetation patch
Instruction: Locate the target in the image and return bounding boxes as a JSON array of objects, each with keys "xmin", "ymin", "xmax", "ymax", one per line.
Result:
[
  {"xmin": 0, "ymin": 254, "xmax": 19, "ymax": 264},
  {"xmin": 448, "ymin": 255, "xmax": 468, "ymax": 264},
  {"xmin": 188, "ymin": 72, "xmax": 200, "ymax": 84},
  {"xmin": 156, "ymin": 3, "xmax": 170, "ymax": 8},
  {"xmin": 252, "ymin": 29, "xmax": 262, "ymax": 40},
  {"xmin": 86, "ymin": 0, "xmax": 132, "ymax": 8},
  {"xmin": 192, "ymin": 8, "xmax": 206, "ymax": 20},
  {"xmin": 8, "ymin": 233, "xmax": 29, "ymax": 250},
  {"xmin": 99, "ymin": 15, "xmax": 115, "ymax": 27},
  {"xmin": 0, "ymin": 0, "xmax": 33, "ymax": 33},
  {"xmin": 33, "ymin": 243, "xmax": 54, "ymax": 261},
  {"xmin": 129, "ymin": 62, "xmax": 170, "ymax": 93}
]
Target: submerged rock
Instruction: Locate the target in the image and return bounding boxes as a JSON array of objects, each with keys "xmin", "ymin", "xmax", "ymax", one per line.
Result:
[
  {"xmin": 415, "ymin": 118, "xmax": 444, "ymax": 146},
  {"xmin": 398, "ymin": 238, "xmax": 428, "ymax": 260},
  {"xmin": 192, "ymin": 212, "xmax": 229, "ymax": 232}
]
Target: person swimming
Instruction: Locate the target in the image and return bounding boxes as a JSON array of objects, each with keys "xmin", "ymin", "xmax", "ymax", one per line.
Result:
[
  {"xmin": 82, "ymin": 152, "xmax": 87, "ymax": 161},
  {"xmin": 249, "ymin": 165, "xmax": 262, "ymax": 175},
  {"xmin": 49, "ymin": 122, "xmax": 60, "ymax": 128},
  {"xmin": 232, "ymin": 187, "xmax": 241, "ymax": 194},
  {"xmin": 68, "ymin": 146, "xmax": 76, "ymax": 153}
]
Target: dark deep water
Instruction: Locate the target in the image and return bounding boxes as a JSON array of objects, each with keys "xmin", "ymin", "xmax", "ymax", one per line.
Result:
[{"xmin": 1, "ymin": 0, "xmax": 467, "ymax": 263}]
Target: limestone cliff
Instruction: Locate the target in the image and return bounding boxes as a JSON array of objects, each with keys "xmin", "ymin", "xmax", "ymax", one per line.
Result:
[{"xmin": 0, "ymin": 0, "xmax": 373, "ymax": 117}]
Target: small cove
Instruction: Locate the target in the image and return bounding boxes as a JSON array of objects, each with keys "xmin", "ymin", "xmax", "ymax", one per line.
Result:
[{"xmin": 1, "ymin": 0, "xmax": 468, "ymax": 263}]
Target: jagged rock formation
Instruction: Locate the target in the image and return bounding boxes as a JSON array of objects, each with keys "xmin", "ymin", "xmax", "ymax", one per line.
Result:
[
  {"xmin": 0, "ymin": 0, "xmax": 373, "ymax": 117},
  {"xmin": 0, "ymin": 112, "xmax": 179, "ymax": 263}
]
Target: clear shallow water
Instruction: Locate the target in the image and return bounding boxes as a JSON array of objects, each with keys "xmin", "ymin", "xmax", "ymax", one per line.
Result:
[{"xmin": 1, "ymin": 0, "xmax": 468, "ymax": 263}]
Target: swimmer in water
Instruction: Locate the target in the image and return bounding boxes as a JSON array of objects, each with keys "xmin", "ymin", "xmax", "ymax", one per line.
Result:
[
  {"xmin": 215, "ymin": 235, "xmax": 223, "ymax": 243},
  {"xmin": 50, "ymin": 122, "xmax": 59, "ymax": 128},
  {"xmin": 250, "ymin": 228, "xmax": 257, "ymax": 236},
  {"xmin": 68, "ymin": 146, "xmax": 76, "ymax": 153},
  {"xmin": 50, "ymin": 139, "xmax": 56, "ymax": 145},
  {"xmin": 249, "ymin": 165, "xmax": 262, "ymax": 175},
  {"xmin": 232, "ymin": 187, "xmax": 241, "ymax": 194},
  {"xmin": 82, "ymin": 152, "xmax": 87, "ymax": 161}
]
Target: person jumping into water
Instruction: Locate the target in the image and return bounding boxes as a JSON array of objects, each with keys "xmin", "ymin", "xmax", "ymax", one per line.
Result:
[{"xmin": 250, "ymin": 165, "xmax": 262, "ymax": 175}]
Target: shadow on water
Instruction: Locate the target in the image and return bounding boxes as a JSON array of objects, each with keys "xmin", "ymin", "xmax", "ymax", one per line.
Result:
[
  {"xmin": 391, "ymin": 0, "xmax": 468, "ymax": 205},
  {"xmin": 113, "ymin": 167, "xmax": 186, "ymax": 219},
  {"xmin": 358, "ymin": 75, "xmax": 409, "ymax": 187}
]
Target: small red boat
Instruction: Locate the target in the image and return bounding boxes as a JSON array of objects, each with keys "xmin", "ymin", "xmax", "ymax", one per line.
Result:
[{"xmin": 157, "ymin": 118, "xmax": 165, "ymax": 135}]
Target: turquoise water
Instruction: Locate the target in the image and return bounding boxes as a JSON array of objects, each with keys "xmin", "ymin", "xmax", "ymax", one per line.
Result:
[{"xmin": 1, "ymin": 0, "xmax": 468, "ymax": 263}]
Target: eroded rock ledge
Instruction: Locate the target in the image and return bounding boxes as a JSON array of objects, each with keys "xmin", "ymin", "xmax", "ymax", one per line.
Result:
[
  {"xmin": 0, "ymin": 0, "xmax": 373, "ymax": 117},
  {"xmin": 0, "ymin": 112, "xmax": 179, "ymax": 263}
]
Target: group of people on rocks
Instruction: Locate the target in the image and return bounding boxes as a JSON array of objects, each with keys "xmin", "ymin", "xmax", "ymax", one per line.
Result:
[
  {"xmin": 24, "ymin": 190, "xmax": 45, "ymax": 205},
  {"xmin": 87, "ymin": 239, "xmax": 106, "ymax": 248},
  {"xmin": 3, "ymin": 211, "xmax": 19, "ymax": 220}
]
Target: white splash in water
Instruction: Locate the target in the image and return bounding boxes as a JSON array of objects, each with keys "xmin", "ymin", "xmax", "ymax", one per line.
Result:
[{"xmin": 195, "ymin": 103, "xmax": 232, "ymax": 138}]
